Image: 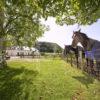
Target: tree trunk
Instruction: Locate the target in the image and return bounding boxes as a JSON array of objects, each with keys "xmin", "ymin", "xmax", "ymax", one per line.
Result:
[
  {"xmin": 0, "ymin": 37, "xmax": 7, "ymax": 68},
  {"xmin": 0, "ymin": 9, "xmax": 7, "ymax": 68}
]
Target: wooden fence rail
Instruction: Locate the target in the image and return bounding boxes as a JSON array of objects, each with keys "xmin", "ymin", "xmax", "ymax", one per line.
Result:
[{"xmin": 63, "ymin": 51, "xmax": 100, "ymax": 80}]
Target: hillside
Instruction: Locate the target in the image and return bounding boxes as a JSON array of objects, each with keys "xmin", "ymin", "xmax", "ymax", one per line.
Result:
[{"xmin": 35, "ymin": 41, "xmax": 63, "ymax": 53}]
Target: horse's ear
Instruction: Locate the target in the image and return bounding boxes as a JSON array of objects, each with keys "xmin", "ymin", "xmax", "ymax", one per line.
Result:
[{"xmin": 78, "ymin": 29, "xmax": 81, "ymax": 32}]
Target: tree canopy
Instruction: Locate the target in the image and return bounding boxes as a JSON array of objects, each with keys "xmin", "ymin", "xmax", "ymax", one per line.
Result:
[
  {"xmin": 0, "ymin": 0, "xmax": 48, "ymax": 47},
  {"xmin": 37, "ymin": 0, "xmax": 100, "ymax": 25}
]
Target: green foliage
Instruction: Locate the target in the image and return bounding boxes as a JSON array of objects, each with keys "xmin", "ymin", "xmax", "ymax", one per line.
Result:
[
  {"xmin": 0, "ymin": 0, "xmax": 47, "ymax": 46},
  {"xmin": 37, "ymin": 0, "xmax": 100, "ymax": 25},
  {"xmin": 0, "ymin": 0, "xmax": 48, "ymax": 66}
]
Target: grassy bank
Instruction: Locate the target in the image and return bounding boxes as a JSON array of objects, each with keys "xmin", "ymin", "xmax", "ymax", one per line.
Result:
[{"xmin": 0, "ymin": 58, "xmax": 100, "ymax": 100}]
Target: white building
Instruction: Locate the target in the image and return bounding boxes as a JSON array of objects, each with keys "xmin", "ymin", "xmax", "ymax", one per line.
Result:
[{"xmin": 6, "ymin": 46, "xmax": 40, "ymax": 57}]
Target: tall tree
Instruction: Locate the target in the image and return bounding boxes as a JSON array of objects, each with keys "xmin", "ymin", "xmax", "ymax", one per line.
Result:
[{"xmin": 0, "ymin": 0, "xmax": 47, "ymax": 67}]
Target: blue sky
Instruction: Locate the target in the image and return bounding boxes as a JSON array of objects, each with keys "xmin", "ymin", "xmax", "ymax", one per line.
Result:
[{"xmin": 38, "ymin": 17, "xmax": 100, "ymax": 48}]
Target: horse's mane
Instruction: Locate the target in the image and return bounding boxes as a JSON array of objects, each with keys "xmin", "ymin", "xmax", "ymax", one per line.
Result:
[{"xmin": 79, "ymin": 32, "xmax": 89, "ymax": 39}]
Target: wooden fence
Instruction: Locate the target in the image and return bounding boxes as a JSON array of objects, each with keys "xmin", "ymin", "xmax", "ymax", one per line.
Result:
[{"xmin": 63, "ymin": 50, "xmax": 100, "ymax": 80}]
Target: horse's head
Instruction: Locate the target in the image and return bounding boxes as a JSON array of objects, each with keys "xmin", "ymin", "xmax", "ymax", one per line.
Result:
[
  {"xmin": 71, "ymin": 29, "xmax": 81, "ymax": 48},
  {"xmin": 72, "ymin": 29, "xmax": 89, "ymax": 49},
  {"xmin": 63, "ymin": 45, "xmax": 76, "ymax": 57},
  {"xmin": 63, "ymin": 45, "xmax": 70, "ymax": 57}
]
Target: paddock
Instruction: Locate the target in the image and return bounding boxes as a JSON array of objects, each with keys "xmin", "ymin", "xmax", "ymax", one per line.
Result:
[{"xmin": 0, "ymin": 58, "xmax": 99, "ymax": 100}]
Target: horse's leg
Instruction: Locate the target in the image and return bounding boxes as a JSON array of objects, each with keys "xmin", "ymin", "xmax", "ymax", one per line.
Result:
[
  {"xmin": 66, "ymin": 54, "xmax": 68, "ymax": 62},
  {"xmin": 75, "ymin": 51, "xmax": 79, "ymax": 68},
  {"xmin": 75, "ymin": 53, "xmax": 78, "ymax": 68},
  {"xmin": 86, "ymin": 58, "xmax": 92, "ymax": 74},
  {"xmin": 88, "ymin": 59, "xmax": 91, "ymax": 74},
  {"xmin": 90, "ymin": 59, "xmax": 94, "ymax": 75},
  {"xmin": 86, "ymin": 58, "xmax": 89, "ymax": 72},
  {"xmin": 70, "ymin": 54, "xmax": 73, "ymax": 67},
  {"xmin": 96, "ymin": 60, "xmax": 100, "ymax": 79},
  {"xmin": 67, "ymin": 55, "xmax": 69, "ymax": 62}
]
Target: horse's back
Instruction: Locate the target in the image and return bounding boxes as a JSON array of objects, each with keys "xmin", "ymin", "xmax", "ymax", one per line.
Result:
[{"xmin": 93, "ymin": 40, "xmax": 100, "ymax": 61}]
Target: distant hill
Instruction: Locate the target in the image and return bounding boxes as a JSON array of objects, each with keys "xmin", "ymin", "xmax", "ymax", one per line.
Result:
[{"xmin": 35, "ymin": 42, "xmax": 63, "ymax": 53}]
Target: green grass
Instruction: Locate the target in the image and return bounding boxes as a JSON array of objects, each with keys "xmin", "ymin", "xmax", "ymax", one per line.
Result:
[{"xmin": 0, "ymin": 58, "xmax": 100, "ymax": 100}]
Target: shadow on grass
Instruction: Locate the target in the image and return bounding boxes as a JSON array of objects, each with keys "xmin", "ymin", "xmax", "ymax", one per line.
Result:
[
  {"xmin": 73, "ymin": 72, "xmax": 94, "ymax": 88},
  {"xmin": 0, "ymin": 66, "xmax": 39, "ymax": 100}
]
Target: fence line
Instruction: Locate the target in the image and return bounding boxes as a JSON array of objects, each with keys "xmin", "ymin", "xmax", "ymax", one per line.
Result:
[{"xmin": 63, "ymin": 51, "xmax": 100, "ymax": 80}]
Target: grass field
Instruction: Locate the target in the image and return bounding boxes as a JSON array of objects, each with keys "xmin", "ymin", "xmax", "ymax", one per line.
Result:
[{"xmin": 0, "ymin": 58, "xmax": 100, "ymax": 100}]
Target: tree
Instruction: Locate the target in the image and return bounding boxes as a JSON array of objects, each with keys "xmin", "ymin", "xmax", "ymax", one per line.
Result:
[
  {"xmin": 57, "ymin": 0, "xmax": 100, "ymax": 25},
  {"xmin": 0, "ymin": 0, "xmax": 47, "ymax": 67},
  {"xmin": 38, "ymin": 0, "xmax": 100, "ymax": 25},
  {"xmin": 37, "ymin": 0, "xmax": 100, "ymax": 25}
]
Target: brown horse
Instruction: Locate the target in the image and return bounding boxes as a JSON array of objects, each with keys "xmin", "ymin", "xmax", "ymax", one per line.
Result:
[
  {"xmin": 63, "ymin": 45, "xmax": 84, "ymax": 68},
  {"xmin": 71, "ymin": 30, "xmax": 100, "ymax": 76}
]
